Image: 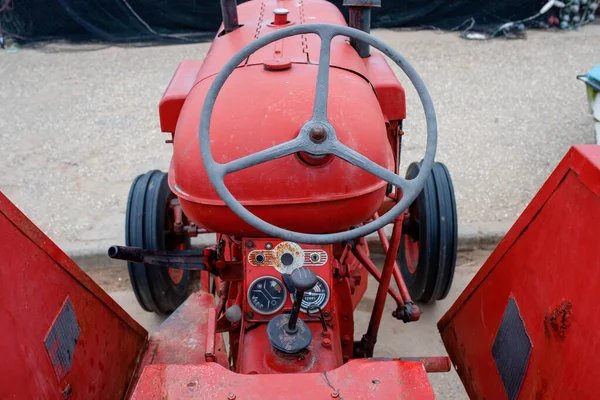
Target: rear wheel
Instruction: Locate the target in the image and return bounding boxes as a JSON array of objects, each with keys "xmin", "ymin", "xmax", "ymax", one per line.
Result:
[
  {"xmin": 397, "ymin": 161, "xmax": 457, "ymax": 303},
  {"xmin": 126, "ymin": 170, "xmax": 192, "ymax": 314}
]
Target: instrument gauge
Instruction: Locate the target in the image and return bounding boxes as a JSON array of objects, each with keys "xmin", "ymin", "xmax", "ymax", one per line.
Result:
[
  {"xmin": 247, "ymin": 276, "xmax": 287, "ymax": 315},
  {"xmin": 290, "ymin": 276, "xmax": 330, "ymax": 313}
]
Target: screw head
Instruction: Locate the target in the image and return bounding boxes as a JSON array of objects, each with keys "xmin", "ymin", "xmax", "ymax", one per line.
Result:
[
  {"xmin": 309, "ymin": 126, "xmax": 327, "ymax": 144},
  {"xmin": 331, "ymin": 390, "xmax": 340, "ymax": 398},
  {"xmin": 228, "ymin": 393, "xmax": 236, "ymax": 400}
]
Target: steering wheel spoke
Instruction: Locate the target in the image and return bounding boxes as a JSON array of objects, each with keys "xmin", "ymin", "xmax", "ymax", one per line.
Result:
[
  {"xmin": 311, "ymin": 32, "xmax": 335, "ymax": 122},
  {"xmin": 331, "ymin": 141, "xmax": 415, "ymax": 194},
  {"xmin": 221, "ymin": 137, "xmax": 305, "ymax": 175}
]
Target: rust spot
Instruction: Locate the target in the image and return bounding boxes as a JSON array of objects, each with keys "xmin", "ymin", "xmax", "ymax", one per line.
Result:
[{"xmin": 544, "ymin": 301, "xmax": 572, "ymax": 340}]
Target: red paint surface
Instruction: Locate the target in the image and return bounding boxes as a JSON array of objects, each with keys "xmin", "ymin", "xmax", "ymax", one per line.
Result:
[
  {"xmin": 0, "ymin": 193, "xmax": 146, "ymax": 399},
  {"xmin": 166, "ymin": 0, "xmax": 403, "ymax": 237},
  {"xmin": 439, "ymin": 145, "xmax": 600, "ymax": 399},
  {"xmin": 130, "ymin": 359, "xmax": 435, "ymax": 399},
  {"xmin": 363, "ymin": 52, "xmax": 407, "ymax": 121},
  {"xmin": 159, "ymin": 60, "xmax": 204, "ymax": 133}
]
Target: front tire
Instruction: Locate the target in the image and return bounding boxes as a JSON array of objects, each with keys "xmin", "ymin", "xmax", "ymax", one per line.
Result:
[
  {"xmin": 126, "ymin": 170, "xmax": 191, "ymax": 314},
  {"xmin": 397, "ymin": 161, "xmax": 457, "ymax": 303}
]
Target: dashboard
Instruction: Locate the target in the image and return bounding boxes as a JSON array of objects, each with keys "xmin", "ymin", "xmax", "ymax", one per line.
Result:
[{"xmin": 243, "ymin": 239, "xmax": 333, "ymax": 322}]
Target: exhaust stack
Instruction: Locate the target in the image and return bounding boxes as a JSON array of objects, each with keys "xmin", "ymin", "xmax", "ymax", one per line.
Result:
[
  {"xmin": 220, "ymin": 0, "xmax": 240, "ymax": 33},
  {"xmin": 344, "ymin": 0, "xmax": 381, "ymax": 58}
]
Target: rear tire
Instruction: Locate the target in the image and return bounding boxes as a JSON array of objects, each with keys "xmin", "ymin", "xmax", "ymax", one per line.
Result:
[
  {"xmin": 126, "ymin": 170, "xmax": 191, "ymax": 314},
  {"xmin": 397, "ymin": 161, "xmax": 457, "ymax": 303}
]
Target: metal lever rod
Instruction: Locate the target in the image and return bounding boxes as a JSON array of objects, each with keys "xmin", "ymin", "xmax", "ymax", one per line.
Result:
[
  {"xmin": 107, "ymin": 245, "xmax": 207, "ymax": 270},
  {"xmin": 286, "ymin": 268, "xmax": 318, "ymax": 333},
  {"xmin": 287, "ymin": 288, "xmax": 305, "ymax": 333}
]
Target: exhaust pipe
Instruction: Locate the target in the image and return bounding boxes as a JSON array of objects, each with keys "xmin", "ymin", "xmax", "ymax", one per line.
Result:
[
  {"xmin": 220, "ymin": 0, "xmax": 240, "ymax": 33},
  {"xmin": 344, "ymin": 0, "xmax": 381, "ymax": 58}
]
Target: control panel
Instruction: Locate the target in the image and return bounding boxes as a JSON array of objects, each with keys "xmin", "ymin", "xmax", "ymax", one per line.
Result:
[{"xmin": 243, "ymin": 239, "xmax": 333, "ymax": 322}]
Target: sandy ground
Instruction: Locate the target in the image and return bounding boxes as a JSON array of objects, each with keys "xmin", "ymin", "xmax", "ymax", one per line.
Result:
[
  {"xmin": 1, "ymin": 27, "xmax": 598, "ymax": 256},
  {"xmin": 86, "ymin": 249, "xmax": 491, "ymax": 399}
]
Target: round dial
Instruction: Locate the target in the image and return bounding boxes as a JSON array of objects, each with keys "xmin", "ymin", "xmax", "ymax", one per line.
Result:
[
  {"xmin": 291, "ymin": 276, "xmax": 330, "ymax": 313},
  {"xmin": 247, "ymin": 276, "xmax": 287, "ymax": 315}
]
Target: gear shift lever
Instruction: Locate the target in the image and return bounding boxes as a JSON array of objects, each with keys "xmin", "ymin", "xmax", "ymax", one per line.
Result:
[
  {"xmin": 286, "ymin": 268, "xmax": 318, "ymax": 333},
  {"xmin": 267, "ymin": 267, "xmax": 317, "ymax": 354}
]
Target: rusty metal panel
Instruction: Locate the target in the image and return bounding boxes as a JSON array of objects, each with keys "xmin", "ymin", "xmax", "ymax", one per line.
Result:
[
  {"xmin": 439, "ymin": 145, "xmax": 600, "ymax": 399},
  {"xmin": 130, "ymin": 291, "xmax": 228, "ymax": 389},
  {"xmin": 0, "ymin": 192, "xmax": 147, "ymax": 399},
  {"xmin": 130, "ymin": 359, "xmax": 435, "ymax": 399}
]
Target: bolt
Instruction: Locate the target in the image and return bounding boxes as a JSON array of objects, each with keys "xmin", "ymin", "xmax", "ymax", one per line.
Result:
[
  {"xmin": 265, "ymin": 242, "xmax": 273, "ymax": 250},
  {"xmin": 309, "ymin": 126, "xmax": 327, "ymax": 144},
  {"xmin": 323, "ymin": 310, "xmax": 330, "ymax": 318},
  {"xmin": 245, "ymin": 311, "xmax": 254, "ymax": 319},
  {"xmin": 322, "ymin": 338, "xmax": 331, "ymax": 348},
  {"xmin": 228, "ymin": 393, "xmax": 236, "ymax": 400},
  {"xmin": 331, "ymin": 390, "xmax": 340, "ymax": 398},
  {"xmin": 246, "ymin": 240, "xmax": 255, "ymax": 249}
]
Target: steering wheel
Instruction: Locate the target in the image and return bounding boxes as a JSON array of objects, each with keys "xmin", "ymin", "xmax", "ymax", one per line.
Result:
[{"xmin": 199, "ymin": 24, "xmax": 437, "ymax": 245}]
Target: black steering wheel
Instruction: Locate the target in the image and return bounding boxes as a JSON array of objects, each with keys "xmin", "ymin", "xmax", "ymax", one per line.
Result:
[{"xmin": 199, "ymin": 24, "xmax": 437, "ymax": 244}]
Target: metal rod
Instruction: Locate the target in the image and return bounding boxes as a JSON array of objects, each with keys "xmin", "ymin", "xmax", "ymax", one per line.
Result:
[
  {"xmin": 287, "ymin": 289, "xmax": 305, "ymax": 332},
  {"xmin": 351, "ymin": 246, "xmax": 404, "ymax": 307},
  {"xmin": 363, "ymin": 217, "xmax": 403, "ymax": 357},
  {"xmin": 220, "ymin": 0, "xmax": 239, "ymax": 33},
  {"xmin": 373, "ymin": 212, "xmax": 415, "ymax": 304},
  {"xmin": 348, "ymin": 7, "xmax": 371, "ymax": 57},
  {"xmin": 370, "ymin": 356, "xmax": 452, "ymax": 373},
  {"xmin": 108, "ymin": 245, "xmax": 207, "ymax": 270},
  {"xmin": 398, "ymin": 357, "xmax": 452, "ymax": 373}
]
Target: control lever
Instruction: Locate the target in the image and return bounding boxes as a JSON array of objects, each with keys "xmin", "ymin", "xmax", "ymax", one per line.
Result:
[
  {"xmin": 267, "ymin": 268, "xmax": 317, "ymax": 354},
  {"xmin": 286, "ymin": 268, "xmax": 318, "ymax": 333}
]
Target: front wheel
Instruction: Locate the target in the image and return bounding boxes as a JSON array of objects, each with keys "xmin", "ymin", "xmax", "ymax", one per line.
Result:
[
  {"xmin": 397, "ymin": 161, "xmax": 457, "ymax": 303},
  {"xmin": 126, "ymin": 170, "xmax": 192, "ymax": 314}
]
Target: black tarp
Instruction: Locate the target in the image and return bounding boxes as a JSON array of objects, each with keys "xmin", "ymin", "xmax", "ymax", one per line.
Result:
[{"xmin": 0, "ymin": 0, "xmax": 543, "ymax": 44}]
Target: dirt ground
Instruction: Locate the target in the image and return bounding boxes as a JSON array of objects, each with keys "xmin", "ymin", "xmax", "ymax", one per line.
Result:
[{"xmin": 87, "ymin": 249, "xmax": 491, "ymax": 399}]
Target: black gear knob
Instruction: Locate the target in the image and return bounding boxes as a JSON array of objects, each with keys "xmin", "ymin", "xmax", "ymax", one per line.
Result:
[{"xmin": 290, "ymin": 267, "xmax": 318, "ymax": 292}]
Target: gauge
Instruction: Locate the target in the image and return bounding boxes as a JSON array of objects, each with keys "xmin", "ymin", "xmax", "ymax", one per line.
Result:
[
  {"xmin": 247, "ymin": 276, "xmax": 287, "ymax": 315},
  {"xmin": 290, "ymin": 276, "xmax": 330, "ymax": 313}
]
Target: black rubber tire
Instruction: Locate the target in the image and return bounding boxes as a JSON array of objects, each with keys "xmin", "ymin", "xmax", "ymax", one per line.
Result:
[
  {"xmin": 126, "ymin": 170, "xmax": 191, "ymax": 314},
  {"xmin": 397, "ymin": 161, "xmax": 457, "ymax": 303}
]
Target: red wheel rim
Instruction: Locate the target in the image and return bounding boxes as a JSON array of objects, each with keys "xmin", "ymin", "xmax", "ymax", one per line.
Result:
[
  {"xmin": 403, "ymin": 203, "xmax": 420, "ymax": 274},
  {"xmin": 403, "ymin": 235, "xmax": 419, "ymax": 274},
  {"xmin": 168, "ymin": 268, "xmax": 184, "ymax": 284},
  {"xmin": 165, "ymin": 200, "xmax": 188, "ymax": 285}
]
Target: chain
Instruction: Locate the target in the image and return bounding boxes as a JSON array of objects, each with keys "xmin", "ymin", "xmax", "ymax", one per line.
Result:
[
  {"xmin": 299, "ymin": 0, "xmax": 310, "ymax": 61},
  {"xmin": 253, "ymin": 1, "xmax": 266, "ymax": 39}
]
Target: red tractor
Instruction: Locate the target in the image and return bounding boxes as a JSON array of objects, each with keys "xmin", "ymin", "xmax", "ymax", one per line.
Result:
[
  {"xmin": 113, "ymin": 0, "xmax": 457, "ymax": 386},
  {"xmin": 4, "ymin": 2, "xmax": 600, "ymax": 398}
]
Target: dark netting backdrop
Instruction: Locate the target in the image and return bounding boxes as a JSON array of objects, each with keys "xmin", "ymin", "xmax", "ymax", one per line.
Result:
[{"xmin": 0, "ymin": 0, "xmax": 544, "ymax": 44}]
